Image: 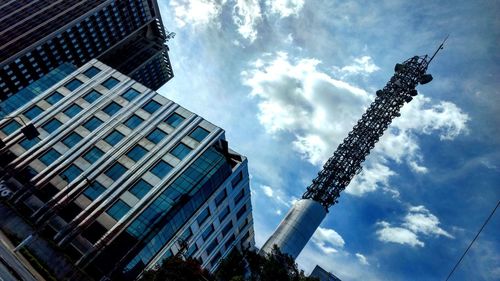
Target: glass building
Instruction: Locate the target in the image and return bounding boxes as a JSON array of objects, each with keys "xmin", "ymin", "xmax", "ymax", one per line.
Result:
[
  {"xmin": 0, "ymin": 0, "xmax": 173, "ymax": 100},
  {"xmin": 0, "ymin": 60, "xmax": 254, "ymax": 280}
]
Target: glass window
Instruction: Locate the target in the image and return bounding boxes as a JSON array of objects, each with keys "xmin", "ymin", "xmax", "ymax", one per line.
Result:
[
  {"xmin": 104, "ymin": 130, "xmax": 124, "ymax": 146},
  {"xmin": 83, "ymin": 181, "xmax": 106, "ymax": 200},
  {"xmin": 142, "ymin": 100, "xmax": 161, "ymax": 114},
  {"xmin": 221, "ymin": 221, "xmax": 233, "ymax": 236},
  {"xmin": 124, "ymin": 115, "xmax": 143, "ymax": 129},
  {"xmin": 106, "ymin": 199, "xmax": 130, "ymax": 221},
  {"xmin": 39, "ymin": 148, "xmax": 61, "ymax": 166},
  {"xmin": 126, "ymin": 145, "xmax": 148, "ymax": 162},
  {"xmin": 42, "ymin": 119, "xmax": 62, "ymax": 134},
  {"xmin": 218, "ymin": 206, "xmax": 230, "ymax": 222},
  {"xmin": 65, "ymin": 78, "xmax": 83, "ymax": 91},
  {"xmin": 63, "ymin": 104, "xmax": 82, "ymax": 118},
  {"xmin": 146, "ymin": 128, "xmax": 167, "ymax": 144},
  {"xmin": 46, "ymin": 91, "xmax": 64, "ymax": 105},
  {"xmin": 24, "ymin": 105, "xmax": 43, "ymax": 119},
  {"xmin": 165, "ymin": 113, "xmax": 185, "ymax": 128},
  {"xmin": 236, "ymin": 205, "xmax": 247, "ymax": 219},
  {"xmin": 83, "ymin": 66, "xmax": 100, "ymax": 78},
  {"xmin": 206, "ymin": 239, "xmax": 218, "ymax": 256},
  {"xmin": 234, "ymin": 189, "xmax": 245, "ymax": 205},
  {"xmin": 83, "ymin": 116, "xmax": 103, "ymax": 131},
  {"xmin": 180, "ymin": 228, "xmax": 193, "ymax": 242},
  {"xmin": 149, "ymin": 160, "xmax": 173, "ymax": 179},
  {"xmin": 102, "ymin": 102, "xmax": 121, "ymax": 116},
  {"xmin": 128, "ymin": 179, "xmax": 153, "ymax": 199},
  {"xmin": 231, "ymin": 171, "xmax": 243, "ymax": 188},
  {"xmin": 82, "ymin": 146, "xmax": 104, "ymax": 164},
  {"xmin": 202, "ymin": 224, "xmax": 215, "ymax": 241},
  {"xmin": 215, "ymin": 189, "xmax": 227, "ymax": 207},
  {"xmin": 186, "ymin": 244, "xmax": 197, "ymax": 258},
  {"xmin": 121, "ymin": 88, "xmax": 140, "ymax": 101},
  {"xmin": 104, "ymin": 162, "xmax": 127, "ymax": 181},
  {"xmin": 189, "ymin": 127, "xmax": 209, "ymax": 142},
  {"xmin": 210, "ymin": 252, "xmax": 222, "ymax": 267},
  {"xmin": 102, "ymin": 77, "xmax": 119, "ymax": 89},
  {"xmin": 197, "ymin": 207, "xmax": 210, "ymax": 226},
  {"xmin": 62, "ymin": 132, "xmax": 83, "ymax": 148},
  {"xmin": 19, "ymin": 137, "xmax": 40, "ymax": 150},
  {"xmin": 224, "ymin": 234, "xmax": 235, "ymax": 249},
  {"xmin": 83, "ymin": 90, "xmax": 101, "ymax": 103},
  {"xmin": 1, "ymin": 120, "xmax": 21, "ymax": 135},
  {"xmin": 170, "ymin": 143, "xmax": 192, "ymax": 160},
  {"xmin": 60, "ymin": 164, "xmax": 83, "ymax": 182}
]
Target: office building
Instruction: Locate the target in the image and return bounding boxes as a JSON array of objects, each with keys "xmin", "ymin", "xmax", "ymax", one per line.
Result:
[
  {"xmin": 0, "ymin": 0, "xmax": 173, "ymax": 101},
  {"xmin": 309, "ymin": 265, "xmax": 342, "ymax": 281},
  {"xmin": 0, "ymin": 60, "xmax": 254, "ymax": 280}
]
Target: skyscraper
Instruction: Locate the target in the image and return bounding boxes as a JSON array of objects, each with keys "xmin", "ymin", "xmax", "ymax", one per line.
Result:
[
  {"xmin": 0, "ymin": 60, "xmax": 254, "ymax": 280},
  {"xmin": 0, "ymin": 0, "xmax": 173, "ymax": 100}
]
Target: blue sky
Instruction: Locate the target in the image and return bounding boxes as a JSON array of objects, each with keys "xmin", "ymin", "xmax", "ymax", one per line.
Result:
[{"xmin": 156, "ymin": 0, "xmax": 499, "ymax": 280}]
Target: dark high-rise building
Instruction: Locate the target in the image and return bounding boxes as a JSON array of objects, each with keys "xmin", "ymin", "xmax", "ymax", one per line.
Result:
[{"xmin": 0, "ymin": 0, "xmax": 173, "ymax": 100}]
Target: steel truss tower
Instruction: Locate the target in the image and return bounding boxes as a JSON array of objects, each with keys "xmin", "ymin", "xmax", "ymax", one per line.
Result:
[{"xmin": 261, "ymin": 43, "xmax": 445, "ymax": 259}]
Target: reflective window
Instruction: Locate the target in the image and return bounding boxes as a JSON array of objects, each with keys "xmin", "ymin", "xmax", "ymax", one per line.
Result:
[
  {"xmin": 105, "ymin": 162, "xmax": 127, "ymax": 181},
  {"xmin": 83, "ymin": 66, "xmax": 100, "ymax": 78},
  {"xmin": 224, "ymin": 234, "xmax": 235, "ymax": 249},
  {"xmin": 210, "ymin": 252, "xmax": 222, "ymax": 267},
  {"xmin": 24, "ymin": 105, "xmax": 43, "ymax": 119},
  {"xmin": 146, "ymin": 128, "xmax": 167, "ymax": 144},
  {"xmin": 124, "ymin": 115, "xmax": 143, "ymax": 129},
  {"xmin": 231, "ymin": 171, "xmax": 243, "ymax": 188},
  {"xmin": 1, "ymin": 120, "xmax": 21, "ymax": 135},
  {"xmin": 102, "ymin": 102, "xmax": 121, "ymax": 116},
  {"xmin": 150, "ymin": 160, "xmax": 173, "ymax": 179},
  {"xmin": 215, "ymin": 189, "xmax": 227, "ymax": 207},
  {"xmin": 39, "ymin": 148, "xmax": 61, "ymax": 166},
  {"xmin": 202, "ymin": 224, "xmax": 215, "ymax": 241},
  {"xmin": 83, "ymin": 116, "xmax": 103, "ymax": 131},
  {"xmin": 142, "ymin": 100, "xmax": 161, "ymax": 114},
  {"xmin": 82, "ymin": 146, "xmax": 104, "ymax": 164},
  {"xmin": 104, "ymin": 130, "xmax": 124, "ymax": 146},
  {"xmin": 206, "ymin": 239, "xmax": 218, "ymax": 256},
  {"xmin": 65, "ymin": 78, "xmax": 83, "ymax": 91},
  {"xmin": 126, "ymin": 145, "xmax": 148, "ymax": 162},
  {"xmin": 62, "ymin": 132, "xmax": 83, "ymax": 148},
  {"xmin": 121, "ymin": 88, "xmax": 140, "ymax": 101},
  {"xmin": 165, "ymin": 113, "xmax": 185, "ymax": 128},
  {"xmin": 83, "ymin": 90, "xmax": 102, "ymax": 103},
  {"xmin": 197, "ymin": 207, "xmax": 210, "ymax": 226},
  {"xmin": 180, "ymin": 228, "xmax": 193, "ymax": 242},
  {"xmin": 236, "ymin": 205, "xmax": 247, "ymax": 219},
  {"xmin": 128, "ymin": 179, "xmax": 153, "ymax": 199},
  {"xmin": 19, "ymin": 137, "xmax": 40, "ymax": 150},
  {"xmin": 218, "ymin": 206, "xmax": 230, "ymax": 222},
  {"xmin": 42, "ymin": 119, "xmax": 62, "ymax": 133},
  {"xmin": 234, "ymin": 189, "xmax": 245, "ymax": 205},
  {"xmin": 63, "ymin": 104, "xmax": 82, "ymax": 118},
  {"xmin": 189, "ymin": 127, "xmax": 209, "ymax": 142},
  {"xmin": 106, "ymin": 199, "xmax": 131, "ymax": 221},
  {"xmin": 170, "ymin": 143, "xmax": 192, "ymax": 160},
  {"xmin": 83, "ymin": 181, "xmax": 106, "ymax": 200},
  {"xmin": 102, "ymin": 77, "xmax": 119, "ymax": 89},
  {"xmin": 186, "ymin": 244, "xmax": 197, "ymax": 258},
  {"xmin": 221, "ymin": 221, "xmax": 233, "ymax": 236},
  {"xmin": 60, "ymin": 164, "xmax": 83, "ymax": 183},
  {"xmin": 45, "ymin": 92, "xmax": 64, "ymax": 105}
]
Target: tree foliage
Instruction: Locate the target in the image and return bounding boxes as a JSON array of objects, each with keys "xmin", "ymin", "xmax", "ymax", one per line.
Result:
[{"xmin": 139, "ymin": 256, "xmax": 213, "ymax": 281}]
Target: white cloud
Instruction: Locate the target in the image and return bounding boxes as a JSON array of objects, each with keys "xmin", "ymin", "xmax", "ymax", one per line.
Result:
[
  {"xmin": 356, "ymin": 253, "xmax": 370, "ymax": 265},
  {"xmin": 170, "ymin": 0, "xmax": 226, "ymax": 28},
  {"xmin": 232, "ymin": 0, "xmax": 262, "ymax": 42},
  {"xmin": 347, "ymin": 163, "xmax": 396, "ymax": 196},
  {"xmin": 334, "ymin": 55, "xmax": 381, "ymax": 77},
  {"xmin": 311, "ymin": 227, "xmax": 345, "ymax": 254},
  {"xmin": 267, "ymin": 0, "xmax": 305, "ymax": 18},
  {"xmin": 376, "ymin": 221, "xmax": 425, "ymax": 247},
  {"xmin": 261, "ymin": 184, "xmax": 274, "ymax": 197}
]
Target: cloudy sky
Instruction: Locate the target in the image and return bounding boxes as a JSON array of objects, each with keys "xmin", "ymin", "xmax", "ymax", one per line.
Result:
[{"xmin": 156, "ymin": 0, "xmax": 499, "ymax": 280}]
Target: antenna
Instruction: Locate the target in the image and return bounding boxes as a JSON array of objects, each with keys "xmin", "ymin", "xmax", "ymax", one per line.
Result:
[{"xmin": 428, "ymin": 35, "xmax": 449, "ymax": 65}]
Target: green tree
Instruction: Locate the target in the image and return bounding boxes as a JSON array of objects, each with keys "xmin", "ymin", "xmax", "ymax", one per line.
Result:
[{"xmin": 139, "ymin": 256, "xmax": 214, "ymax": 281}]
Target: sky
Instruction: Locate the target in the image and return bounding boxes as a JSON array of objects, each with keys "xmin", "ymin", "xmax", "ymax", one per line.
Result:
[{"xmin": 155, "ymin": 0, "xmax": 500, "ymax": 280}]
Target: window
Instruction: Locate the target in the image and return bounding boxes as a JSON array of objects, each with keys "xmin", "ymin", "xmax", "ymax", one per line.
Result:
[
  {"xmin": 186, "ymin": 244, "xmax": 197, "ymax": 258},
  {"xmin": 46, "ymin": 92, "xmax": 64, "ymax": 105},
  {"xmin": 39, "ymin": 148, "xmax": 61, "ymax": 166},
  {"xmin": 239, "ymin": 218, "xmax": 249, "ymax": 232},
  {"xmin": 62, "ymin": 132, "xmax": 83, "ymax": 148},
  {"xmin": 83, "ymin": 181, "xmax": 106, "ymax": 200},
  {"xmin": 1, "ymin": 120, "xmax": 21, "ymax": 135},
  {"xmin": 236, "ymin": 205, "xmax": 247, "ymax": 219},
  {"xmin": 231, "ymin": 171, "xmax": 243, "ymax": 188},
  {"xmin": 206, "ymin": 239, "xmax": 218, "ymax": 256},
  {"xmin": 104, "ymin": 130, "xmax": 124, "ymax": 146},
  {"xmin": 83, "ymin": 117, "xmax": 103, "ymax": 131},
  {"xmin": 224, "ymin": 234, "xmax": 235, "ymax": 249},
  {"xmin": 42, "ymin": 119, "xmax": 62, "ymax": 133},
  {"xmin": 221, "ymin": 221, "xmax": 233, "ymax": 236},
  {"xmin": 102, "ymin": 77, "xmax": 119, "ymax": 89},
  {"xmin": 19, "ymin": 137, "xmax": 40, "ymax": 150},
  {"xmin": 210, "ymin": 252, "xmax": 222, "ymax": 267},
  {"xmin": 105, "ymin": 162, "xmax": 127, "ymax": 181},
  {"xmin": 82, "ymin": 146, "xmax": 104, "ymax": 164},
  {"xmin": 146, "ymin": 129, "xmax": 167, "ymax": 144},
  {"xmin": 215, "ymin": 189, "xmax": 227, "ymax": 207},
  {"xmin": 197, "ymin": 207, "xmax": 210, "ymax": 226},
  {"xmin": 180, "ymin": 228, "xmax": 193, "ymax": 242},
  {"xmin": 121, "ymin": 88, "xmax": 140, "ymax": 101},
  {"xmin": 102, "ymin": 102, "xmax": 121, "ymax": 116},
  {"xmin": 124, "ymin": 115, "xmax": 143, "ymax": 129},
  {"xmin": 60, "ymin": 164, "xmax": 83, "ymax": 182},
  {"xmin": 189, "ymin": 127, "xmax": 209, "ymax": 142},
  {"xmin": 63, "ymin": 104, "xmax": 82, "ymax": 118},
  {"xmin": 65, "ymin": 78, "xmax": 83, "ymax": 91},
  {"xmin": 150, "ymin": 160, "xmax": 173, "ymax": 179},
  {"xmin": 126, "ymin": 145, "xmax": 148, "ymax": 162},
  {"xmin": 83, "ymin": 66, "xmax": 100, "ymax": 78},
  {"xmin": 234, "ymin": 189, "xmax": 245, "ymax": 205},
  {"xmin": 24, "ymin": 105, "xmax": 43, "ymax": 119},
  {"xmin": 202, "ymin": 224, "xmax": 215, "ymax": 241},
  {"xmin": 165, "ymin": 113, "xmax": 185, "ymax": 128},
  {"xmin": 128, "ymin": 179, "xmax": 153, "ymax": 199},
  {"xmin": 218, "ymin": 206, "xmax": 231, "ymax": 222},
  {"xmin": 170, "ymin": 143, "xmax": 192, "ymax": 160},
  {"xmin": 83, "ymin": 90, "xmax": 101, "ymax": 103},
  {"xmin": 142, "ymin": 100, "xmax": 161, "ymax": 114},
  {"xmin": 106, "ymin": 199, "xmax": 130, "ymax": 221}
]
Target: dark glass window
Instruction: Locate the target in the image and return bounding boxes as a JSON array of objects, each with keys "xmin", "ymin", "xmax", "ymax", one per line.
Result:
[
  {"xmin": 83, "ymin": 90, "xmax": 102, "ymax": 103},
  {"xmin": 82, "ymin": 147, "xmax": 104, "ymax": 164},
  {"xmin": 234, "ymin": 189, "xmax": 245, "ymax": 205},
  {"xmin": 60, "ymin": 164, "xmax": 83, "ymax": 182},
  {"xmin": 180, "ymin": 228, "xmax": 193, "ymax": 242},
  {"xmin": 24, "ymin": 105, "xmax": 43, "ymax": 119},
  {"xmin": 1, "ymin": 120, "xmax": 21, "ymax": 135},
  {"xmin": 106, "ymin": 199, "xmax": 131, "ymax": 221},
  {"xmin": 231, "ymin": 171, "xmax": 243, "ymax": 188},
  {"xmin": 63, "ymin": 104, "xmax": 82, "ymax": 118},
  {"xmin": 124, "ymin": 115, "xmax": 143, "ymax": 129},
  {"xmin": 210, "ymin": 252, "xmax": 222, "ymax": 267},
  {"xmin": 202, "ymin": 224, "xmax": 215, "ymax": 240},
  {"xmin": 121, "ymin": 88, "xmax": 140, "ymax": 101},
  {"xmin": 128, "ymin": 179, "xmax": 153, "ymax": 199},
  {"xmin": 39, "ymin": 148, "xmax": 61, "ymax": 166},
  {"xmin": 142, "ymin": 100, "xmax": 161, "ymax": 114},
  {"xmin": 83, "ymin": 117, "xmax": 103, "ymax": 131},
  {"xmin": 221, "ymin": 221, "xmax": 233, "ymax": 236},
  {"xmin": 83, "ymin": 66, "xmax": 100, "ymax": 78},
  {"xmin": 65, "ymin": 79, "xmax": 83, "ymax": 91},
  {"xmin": 104, "ymin": 130, "xmax": 124, "ymax": 146},
  {"xmin": 146, "ymin": 128, "xmax": 167, "ymax": 144},
  {"xmin": 189, "ymin": 127, "xmax": 210, "ymax": 142},
  {"xmin": 46, "ymin": 92, "xmax": 64, "ymax": 105},
  {"xmin": 224, "ymin": 234, "xmax": 235, "ymax": 249},
  {"xmin": 42, "ymin": 119, "xmax": 62, "ymax": 133},
  {"xmin": 197, "ymin": 207, "xmax": 210, "ymax": 226},
  {"xmin": 170, "ymin": 143, "xmax": 192, "ymax": 160},
  {"xmin": 186, "ymin": 244, "xmax": 197, "ymax": 258},
  {"xmin": 83, "ymin": 181, "xmax": 106, "ymax": 200},
  {"xmin": 165, "ymin": 113, "xmax": 185, "ymax": 128},
  {"xmin": 150, "ymin": 160, "xmax": 173, "ymax": 179},
  {"xmin": 206, "ymin": 239, "xmax": 218, "ymax": 256},
  {"xmin": 215, "ymin": 189, "xmax": 227, "ymax": 207},
  {"xmin": 102, "ymin": 77, "xmax": 119, "ymax": 89},
  {"xmin": 236, "ymin": 205, "xmax": 247, "ymax": 219},
  {"xmin": 218, "ymin": 206, "xmax": 230, "ymax": 222},
  {"xmin": 126, "ymin": 145, "xmax": 148, "ymax": 162},
  {"xmin": 62, "ymin": 132, "xmax": 83, "ymax": 148},
  {"xmin": 102, "ymin": 102, "xmax": 122, "ymax": 116},
  {"xmin": 19, "ymin": 137, "xmax": 40, "ymax": 150},
  {"xmin": 105, "ymin": 162, "xmax": 127, "ymax": 181}
]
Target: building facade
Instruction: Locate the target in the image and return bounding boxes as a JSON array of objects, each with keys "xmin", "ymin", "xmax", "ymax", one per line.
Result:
[
  {"xmin": 309, "ymin": 265, "xmax": 342, "ymax": 281},
  {"xmin": 0, "ymin": 60, "xmax": 254, "ymax": 280},
  {"xmin": 0, "ymin": 0, "xmax": 173, "ymax": 100}
]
